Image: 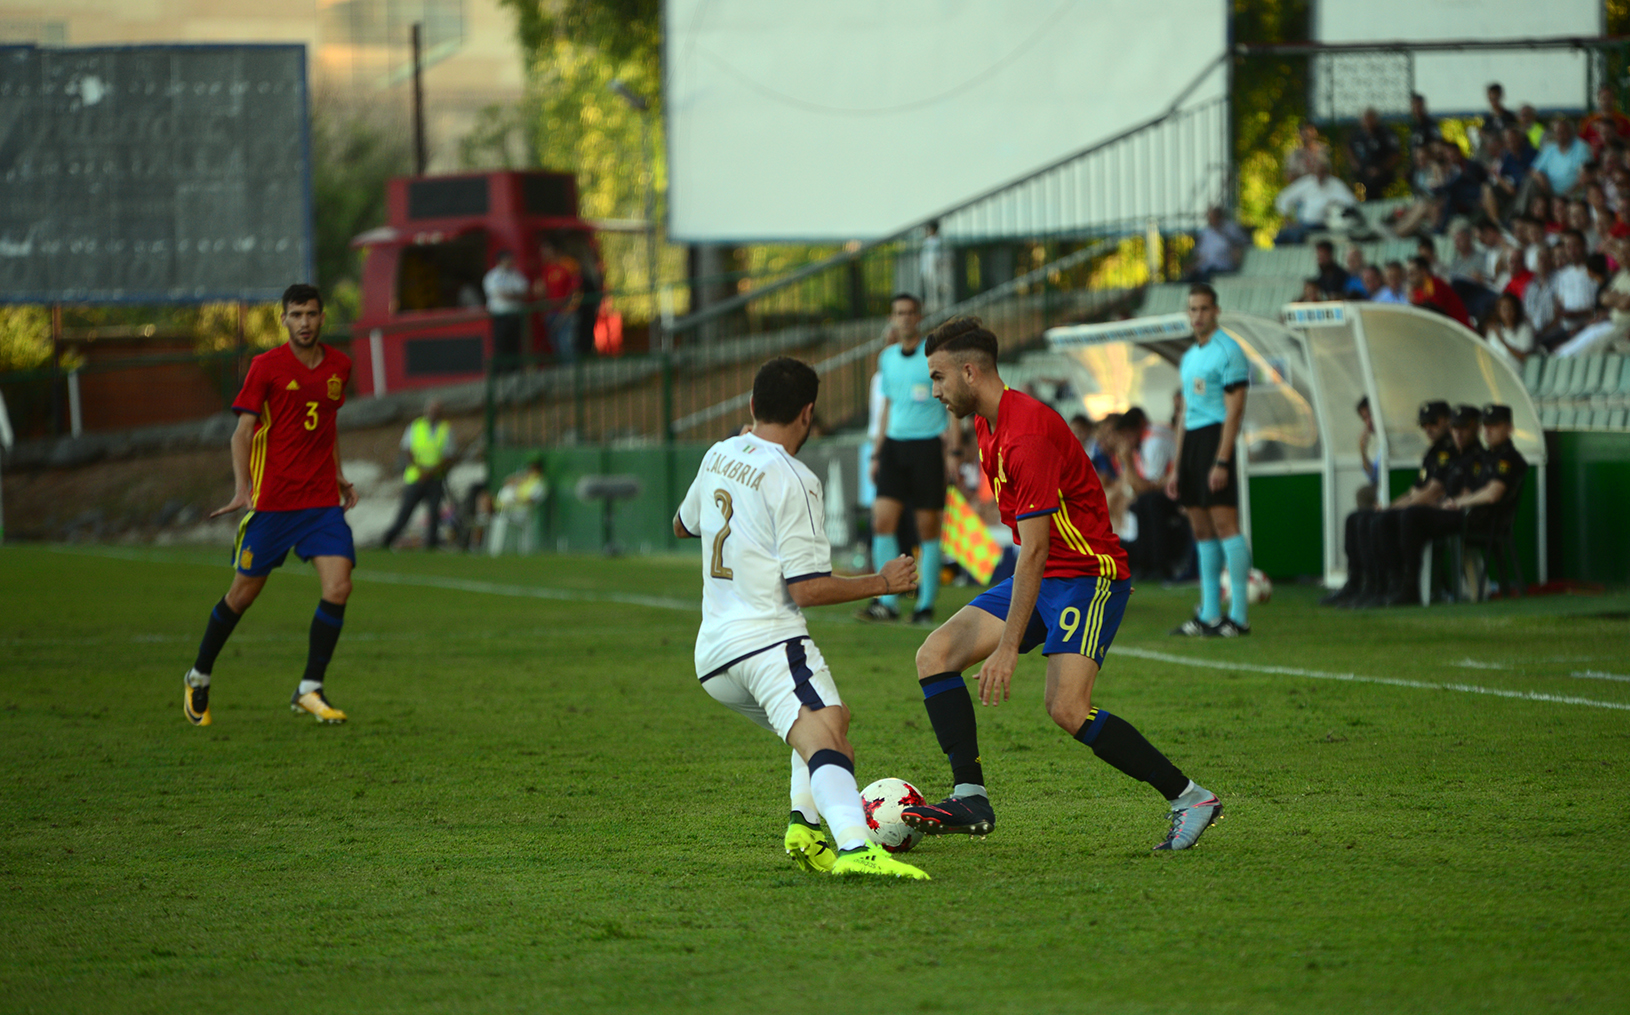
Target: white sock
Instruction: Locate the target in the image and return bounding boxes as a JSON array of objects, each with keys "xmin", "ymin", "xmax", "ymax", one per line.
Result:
[
  {"xmin": 186, "ymin": 668, "xmax": 210, "ymax": 688},
  {"xmin": 789, "ymin": 750, "xmax": 819, "ymax": 826},
  {"xmin": 809, "ymin": 764, "xmax": 870, "ymax": 852},
  {"xmin": 298, "ymin": 679, "xmax": 322, "ymax": 696},
  {"xmin": 1170, "ymin": 780, "xmax": 1211, "ymax": 807},
  {"xmin": 953, "ymin": 782, "xmax": 987, "ymax": 799}
]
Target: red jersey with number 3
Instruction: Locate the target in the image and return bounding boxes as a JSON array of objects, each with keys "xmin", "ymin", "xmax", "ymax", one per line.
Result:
[
  {"xmin": 976, "ymin": 387, "xmax": 1127, "ymax": 580},
  {"xmin": 231, "ymin": 343, "xmax": 351, "ymax": 511}
]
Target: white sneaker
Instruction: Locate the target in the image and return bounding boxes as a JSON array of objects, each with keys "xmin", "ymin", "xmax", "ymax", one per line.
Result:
[{"xmin": 1154, "ymin": 792, "xmax": 1222, "ymax": 851}]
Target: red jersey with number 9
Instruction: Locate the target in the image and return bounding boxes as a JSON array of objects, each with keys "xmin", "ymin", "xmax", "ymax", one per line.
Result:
[
  {"xmin": 975, "ymin": 387, "xmax": 1127, "ymax": 580},
  {"xmin": 231, "ymin": 343, "xmax": 351, "ymax": 511}
]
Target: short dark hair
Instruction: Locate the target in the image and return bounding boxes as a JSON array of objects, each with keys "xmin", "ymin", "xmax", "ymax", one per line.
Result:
[
  {"xmin": 890, "ymin": 292, "xmax": 922, "ymax": 310},
  {"xmin": 1115, "ymin": 407, "xmax": 1149, "ymax": 434},
  {"xmin": 1563, "ymin": 228, "xmax": 1587, "ymax": 246},
  {"xmin": 924, "ymin": 316, "xmax": 998, "ymax": 365},
  {"xmin": 1409, "ymin": 255, "xmax": 1432, "ymax": 271},
  {"xmin": 1314, "ymin": 239, "xmax": 1335, "ymax": 254},
  {"xmin": 751, "ymin": 357, "xmax": 819, "ymax": 425},
  {"xmin": 282, "ymin": 284, "xmax": 323, "ymax": 312},
  {"xmin": 1356, "ymin": 395, "xmax": 1370, "ymax": 414},
  {"xmin": 1587, "ymin": 252, "xmax": 1610, "ymax": 277},
  {"xmin": 1187, "ymin": 282, "xmax": 1219, "ymax": 308},
  {"xmin": 1383, "ymin": 260, "xmax": 1405, "ymax": 273},
  {"xmin": 1488, "ymin": 82, "xmax": 1503, "ymax": 94}
]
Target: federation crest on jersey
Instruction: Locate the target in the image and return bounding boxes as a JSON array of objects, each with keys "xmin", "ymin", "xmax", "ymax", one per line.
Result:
[
  {"xmin": 1192, "ymin": 376, "xmax": 1207, "ymax": 396},
  {"xmin": 239, "ymin": 548, "xmax": 254, "ymax": 569},
  {"xmin": 327, "ymin": 375, "xmax": 343, "ymax": 400}
]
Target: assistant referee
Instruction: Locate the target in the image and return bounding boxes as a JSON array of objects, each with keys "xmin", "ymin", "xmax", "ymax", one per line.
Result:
[
  {"xmin": 1167, "ymin": 283, "xmax": 1253, "ymax": 637},
  {"xmin": 858, "ymin": 293, "xmax": 960, "ymax": 624}
]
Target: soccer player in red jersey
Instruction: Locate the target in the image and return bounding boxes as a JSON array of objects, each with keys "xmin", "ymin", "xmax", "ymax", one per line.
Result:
[
  {"xmin": 901, "ymin": 317, "xmax": 1223, "ymax": 851},
  {"xmin": 182, "ymin": 284, "xmax": 359, "ymax": 726}
]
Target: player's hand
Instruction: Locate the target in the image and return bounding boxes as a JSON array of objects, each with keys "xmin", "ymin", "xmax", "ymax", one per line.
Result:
[
  {"xmin": 339, "ymin": 478, "xmax": 359, "ymax": 511},
  {"xmin": 879, "ymin": 554, "xmax": 918, "ymax": 595},
  {"xmin": 1440, "ymin": 497, "xmax": 1457, "ymax": 510},
  {"xmin": 1165, "ymin": 475, "xmax": 1179, "ymax": 500},
  {"xmin": 1209, "ymin": 463, "xmax": 1228, "ymax": 492},
  {"xmin": 976, "ymin": 645, "xmax": 1018, "ymax": 706},
  {"xmin": 869, "ymin": 454, "xmax": 880, "ymax": 482},
  {"xmin": 209, "ymin": 488, "xmax": 251, "ymax": 519}
]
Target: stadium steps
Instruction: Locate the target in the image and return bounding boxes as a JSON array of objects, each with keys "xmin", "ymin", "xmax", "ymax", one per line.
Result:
[{"xmin": 1526, "ymin": 353, "xmax": 1630, "ymax": 429}]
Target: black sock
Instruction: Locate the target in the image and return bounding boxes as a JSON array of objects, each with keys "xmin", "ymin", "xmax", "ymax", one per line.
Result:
[
  {"xmin": 193, "ymin": 598, "xmax": 242, "ymax": 675},
  {"xmin": 919, "ymin": 672, "xmax": 984, "ymax": 789},
  {"xmin": 302, "ymin": 600, "xmax": 346, "ymax": 685},
  {"xmin": 1074, "ymin": 709, "xmax": 1189, "ymax": 800}
]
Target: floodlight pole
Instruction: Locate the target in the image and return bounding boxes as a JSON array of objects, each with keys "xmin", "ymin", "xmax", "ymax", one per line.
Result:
[
  {"xmin": 609, "ymin": 80, "xmax": 660, "ymax": 353},
  {"xmin": 411, "ymin": 22, "xmax": 427, "ymax": 175}
]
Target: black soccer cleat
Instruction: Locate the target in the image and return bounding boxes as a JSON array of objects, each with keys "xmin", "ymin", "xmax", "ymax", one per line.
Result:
[
  {"xmin": 1170, "ymin": 615, "xmax": 1220, "ymax": 637},
  {"xmin": 901, "ymin": 794, "xmax": 996, "ymax": 838},
  {"xmin": 909, "ymin": 607, "xmax": 935, "ymax": 627},
  {"xmin": 854, "ymin": 599, "xmax": 899, "ymax": 622}
]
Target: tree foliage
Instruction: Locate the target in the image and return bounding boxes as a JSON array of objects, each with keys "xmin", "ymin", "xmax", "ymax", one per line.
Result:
[
  {"xmin": 1231, "ymin": 0, "xmax": 1310, "ymax": 240},
  {"xmin": 310, "ymin": 98, "xmax": 414, "ymax": 322}
]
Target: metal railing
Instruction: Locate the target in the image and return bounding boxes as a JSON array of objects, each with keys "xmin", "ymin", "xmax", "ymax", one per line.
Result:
[{"xmin": 489, "ymin": 63, "xmax": 1230, "ymax": 449}]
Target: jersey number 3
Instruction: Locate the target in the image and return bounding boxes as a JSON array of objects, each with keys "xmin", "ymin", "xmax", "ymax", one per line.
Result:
[
  {"xmin": 710, "ymin": 489, "xmax": 734, "ymax": 580},
  {"xmin": 303, "ymin": 401, "xmax": 320, "ymax": 431}
]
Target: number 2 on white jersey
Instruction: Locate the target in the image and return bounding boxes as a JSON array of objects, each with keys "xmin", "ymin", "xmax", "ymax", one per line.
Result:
[{"xmin": 710, "ymin": 489, "xmax": 734, "ymax": 579}]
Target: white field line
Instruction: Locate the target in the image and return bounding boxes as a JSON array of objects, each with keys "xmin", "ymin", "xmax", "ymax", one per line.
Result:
[
  {"xmin": 1111, "ymin": 646, "xmax": 1630, "ymax": 712},
  {"xmin": 1450, "ymin": 658, "xmax": 1507, "ymax": 670},
  {"xmin": 1572, "ymin": 670, "xmax": 1630, "ymax": 683}
]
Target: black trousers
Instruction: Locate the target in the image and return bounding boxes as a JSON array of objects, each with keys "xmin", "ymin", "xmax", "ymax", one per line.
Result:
[
  {"xmin": 382, "ymin": 478, "xmax": 444, "ymax": 549},
  {"xmin": 491, "ymin": 314, "xmax": 523, "ymax": 370},
  {"xmin": 1129, "ymin": 490, "xmax": 1186, "ymax": 580}
]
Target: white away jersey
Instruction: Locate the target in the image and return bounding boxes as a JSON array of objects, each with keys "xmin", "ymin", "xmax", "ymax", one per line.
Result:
[{"xmin": 678, "ymin": 433, "xmax": 832, "ymax": 678}]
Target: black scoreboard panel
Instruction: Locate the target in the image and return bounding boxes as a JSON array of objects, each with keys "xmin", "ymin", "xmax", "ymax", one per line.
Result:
[{"xmin": 0, "ymin": 44, "xmax": 312, "ymax": 303}]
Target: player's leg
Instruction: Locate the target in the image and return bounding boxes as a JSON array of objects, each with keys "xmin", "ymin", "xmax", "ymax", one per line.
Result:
[
  {"xmin": 860, "ymin": 487, "xmax": 905, "ymax": 618},
  {"xmin": 380, "ymin": 480, "xmax": 428, "ymax": 550},
  {"xmin": 1207, "ymin": 504, "xmax": 1251, "ymax": 634},
  {"xmin": 423, "ymin": 480, "xmax": 445, "ymax": 550},
  {"xmin": 1176, "ymin": 505, "xmax": 1223, "ymax": 633},
  {"xmin": 184, "ymin": 512, "xmax": 282, "ymax": 726},
  {"xmin": 902, "ymin": 593, "xmax": 1029, "ymax": 835},
  {"xmin": 1321, "ymin": 510, "xmax": 1364, "ymax": 606},
  {"xmin": 290, "ymin": 554, "xmax": 352, "ymax": 723},
  {"xmin": 1043, "ymin": 577, "xmax": 1222, "ymax": 851}
]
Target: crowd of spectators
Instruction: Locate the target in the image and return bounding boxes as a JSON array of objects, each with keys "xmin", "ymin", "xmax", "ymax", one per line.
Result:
[{"xmin": 1278, "ymin": 82, "xmax": 1630, "ymax": 362}]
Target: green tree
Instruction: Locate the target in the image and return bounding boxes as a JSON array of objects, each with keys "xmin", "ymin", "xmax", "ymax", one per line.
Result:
[
  {"xmin": 1231, "ymin": 0, "xmax": 1310, "ymax": 240},
  {"xmin": 310, "ymin": 99, "xmax": 414, "ymax": 323}
]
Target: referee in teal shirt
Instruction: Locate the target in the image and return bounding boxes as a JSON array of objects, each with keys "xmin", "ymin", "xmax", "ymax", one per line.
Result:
[
  {"xmin": 1167, "ymin": 283, "xmax": 1253, "ymax": 637},
  {"xmin": 858, "ymin": 293, "xmax": 960, "ymax": 624}
]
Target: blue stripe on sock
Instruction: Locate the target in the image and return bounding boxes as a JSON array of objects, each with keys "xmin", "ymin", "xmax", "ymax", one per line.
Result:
[
  {"xmin": 1073, "ymin": 708, "xmax": 1112, "ymax": 746},
  {"xmin": 921, "ymin": 674, "xmax": 966, "ymax": 699},
  {"xmin": 808, "ymin": 748, "xmax": 854, "ymax": 775}
]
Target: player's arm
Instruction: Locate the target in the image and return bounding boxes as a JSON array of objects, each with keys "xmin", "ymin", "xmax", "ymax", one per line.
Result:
[
  {"xmin": 1211, "ymin": 384, "xmax": 1247, "ymax": 492},
  {"xmin": 869, "ymin": 398, "xmax": 891, "ymax": 481},
  {"xmin": 334, "ymin": 443, "xmax": 357, "ymax": 510},
  {"xmin": 1165, "ymin": 424, "xmax": 1185, "ymax": 500},
  {"xmin": 209, "ymin": 413, "xmax": 259, "ymax": 518},
  {"xmin": 673, "ymin": 512, "xmax": 697, "ymax": 539},
  {"xmin": 1393, "ymin": 477, "xmax": 1443, "ymax": 509},
  {"xmin": 977, "ymin": 512, "xmax": 1048, "ymax": 706},
  {"xmin": 787, "ymin": 558, "xmax": 918, "ymax": 608}
]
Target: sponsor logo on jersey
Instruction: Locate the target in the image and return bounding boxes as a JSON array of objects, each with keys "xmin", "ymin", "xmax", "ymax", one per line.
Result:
[
  {"xmin": 327, "ymin": 375, "xmax": 343, "ymax": 400},
  {"xmin": 286, "ymin": 380, "xmax": 300, "ymax": 390}
]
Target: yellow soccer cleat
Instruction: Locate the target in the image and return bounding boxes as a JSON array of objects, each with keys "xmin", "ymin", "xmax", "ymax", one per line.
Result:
[
  {"xmin": 785, "ymin": 816, "xmax": 836, "ymax": 873},
  {"xmin": 830, "ymin": 842, "xmax": 930, "ymax": 880},
  {"xmin": 291, "ymin": 689, "xmax": 347, "ymax": 724},
  {"xmin": 182, "ymin": 670, "xmax": 211, "ymax": 727}
]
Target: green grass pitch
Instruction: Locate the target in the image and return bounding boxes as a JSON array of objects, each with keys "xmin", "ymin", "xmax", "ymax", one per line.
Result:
[{"xmin": 2, "ymin": 544, "xmax": 1628, "ymax": 1014}]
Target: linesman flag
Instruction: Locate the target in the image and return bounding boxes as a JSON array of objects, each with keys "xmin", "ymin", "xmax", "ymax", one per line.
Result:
[{"xmin": 940, "ymin": 486, "xmax": 1001, "ymax": 585}]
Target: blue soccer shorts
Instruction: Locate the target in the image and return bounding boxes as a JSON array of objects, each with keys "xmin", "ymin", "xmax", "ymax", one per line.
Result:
[
  {"xmin": 233, "ymin": 506, "xmax": 356, "ymax": 577},
  {"xmin": 969, "ymin": 574, "xmax": 1132, "ymax": 664}
]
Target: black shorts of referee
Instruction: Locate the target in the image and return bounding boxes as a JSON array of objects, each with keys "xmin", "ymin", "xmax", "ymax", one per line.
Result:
[
  {"xmin": 875, "ymin": 436, "xmax": 947, "ymax": 511},
  {"xmin": 1176, "ymin": 423, "xmax": 1238, "ymax": 509}
]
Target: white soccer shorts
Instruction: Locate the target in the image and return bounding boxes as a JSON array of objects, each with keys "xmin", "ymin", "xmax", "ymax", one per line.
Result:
[{"xmin": 701, "ymin": 637, "xmax": 843, "ymax": 740}]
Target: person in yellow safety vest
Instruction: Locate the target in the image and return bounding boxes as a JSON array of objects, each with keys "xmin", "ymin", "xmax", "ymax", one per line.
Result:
[{"xmin": 381, "ymin": 399, "xmax": 455, "ymax": 550}]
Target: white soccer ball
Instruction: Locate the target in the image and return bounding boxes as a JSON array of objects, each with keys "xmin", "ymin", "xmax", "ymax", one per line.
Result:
[
  {"xmin": 1219, "ymin": 567, "xmax": 1273, "ymax": 605},
  {"xmin": 859, "ymin": 777, "xmax": 927, "ymax": 854}
]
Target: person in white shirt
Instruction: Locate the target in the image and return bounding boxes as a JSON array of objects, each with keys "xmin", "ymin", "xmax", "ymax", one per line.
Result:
[
  {"xmin": 918, "ymin": 220, "xmax": 954, "ymax": 313},
  {"xmin": 674, "ymin": 357, "xmax": 928, "ymax": 880},
  {"xmin": 1523, "ymin": 244, "xmax": 1562, "ymax": 338},
  {"xmin": 1274, "ymin": 161, "xmax": 1358, "ymax": 246},
  {"xmin": 1184, "ymin": 206, "xmax": 1250, "ymax": 282},
  {"xmin": 483, "ymin": 250, "xmax": 530, "ymax": 368},
  {"xmin": 1484, "ymin": 293, "xmax": 1536, "ymax": 370},
  {"xmin": 1552, "ymin": 230, "xmax": 1598, "ymax": 336}
]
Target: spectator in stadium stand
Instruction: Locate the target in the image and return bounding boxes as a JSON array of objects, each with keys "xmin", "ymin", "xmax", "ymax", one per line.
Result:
[
  {"xmin": 1518, "ymin": 104, "xmax": 1545, "ymax": 150},
  {"xmin": 1580, "ymin": 85, "xmax": 1630, "ymax": 156},
  {"xmin": 1553, "ymin": 229, "xmax": 1598, "ymax": 339},
  {"xmin": 1300, "ymin": 278, "xmax": 1325, "ymax": 303},
  {"xmin": 1586, "ymin": 184, "xmax": 1613, "ymax": 243},
  {"xmin": 1485, "ymin": 292, "xmax": 1536, "ymax": 369},
  {"xmin": 1114, "ymin": 408, "xmax": 1182, "ymax": 583},
  {"xmin": 1183, "ymin": 206, "xmax": 1250, "ymax": 283},
  {"xmin": 1520, "ymin": 243, "xmax": 1562, "ymax": 338},
  {"xmin": 1408, "ymin": 93, "xmax": 1441, "ymax": 163},
  {"xmin": 1605, "ymin": 163, "xmax": 1630, "ymax": 211},
  {"xmin": 1284, "ymin": 121, "xmax": 1330, "ymax": 183},
  {"xmin": 1566, "ymin": 199, "xmax": 1600, "ymax": 253},
  {"xmin": 1486, "ymin": 126, "xmax": 1536, "ymax": 222},
  {"xmin": 1343, "ymin": 244, "xmax": 1365, "ymax": 277},
  {"xmin": 1445, "ymin": 221, "xmax": 1498, "ymax": 325},
  {"xmin": 1529, "ymin": 118, "xmax": 1591, "ymax": 199},
  {"xmin": 1554, "ymin": 236, "xmax": 1630, "ymax": 356},
  {"xmin": 1408, "ymin": 256, "xmax": 1471, "ymax": 328},
  {"xmin": 1346, "ymin": 107, "xmax": 1402, "ymax": 201},
  {"xmin": 1374, "ymin": 261, "xmax": 1410, "ymax": 304},
  {"xmin": 1273, "ymin": 160, "xmax": 1357, "ymax": 245},
  {"xmin": 1359, "ymin": 263, "xmax": 1385, "ymax": 298},
  {"xmin": 482, "ymin": 250, "xmax": 529, "ymax": 370},
  {"xmin": 532, "ymin": 237, "xmax": 582, "ymax": 364},
  {"xmin": 1483, "ymin": 83, "xmax": 1520, "ymax": 140},
  {"xmin": 1432, "ymin": 141, "xmax": 1490, "ymax": 233},
  {"xmin": 1312, "ymin": 240, "xmax": 1357, "ymax": 297}
]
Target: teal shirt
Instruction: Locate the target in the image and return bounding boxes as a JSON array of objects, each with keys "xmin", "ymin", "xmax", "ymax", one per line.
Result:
[
  {"xmin": 1179, "ymin": 328, "xmax": 1250, "ymax": 430},
  {"xmin": 878, "ymin": 342, "xmax": 946, "ymax": 440}
]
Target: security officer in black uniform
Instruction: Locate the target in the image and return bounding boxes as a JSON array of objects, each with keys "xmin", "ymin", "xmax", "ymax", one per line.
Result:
[
  {"xmin": 1325, "ymin": 400, "xmax": 1454, "ymax": 607},
  {"xmin": 1387, "ymin": 404, "xmax": 1487, "ymax": 605},
  {"xmin": 1445, "ymin": 403, "xmax": 1529, "ymax": 545}
]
